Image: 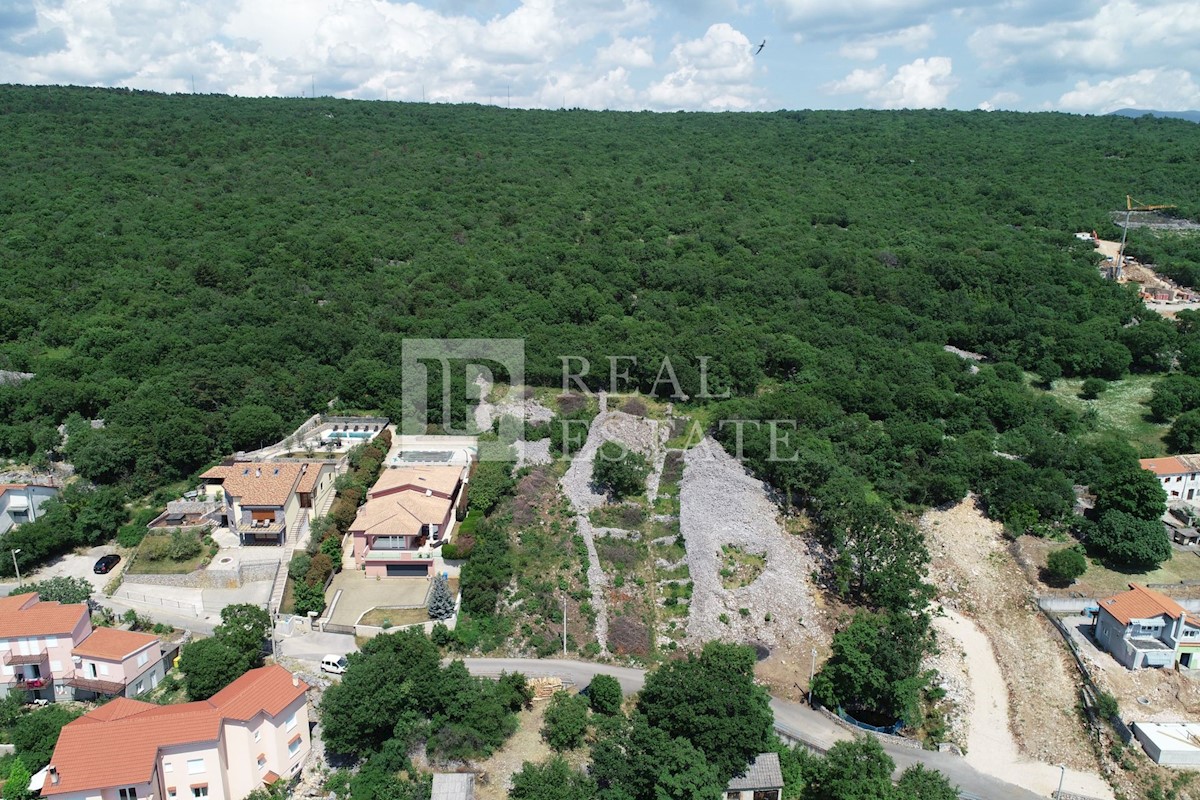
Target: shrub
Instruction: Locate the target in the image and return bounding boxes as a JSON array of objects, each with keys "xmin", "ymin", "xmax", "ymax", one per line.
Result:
[
  {"xmin": 306, "ymin": 553, "xmax": 334, "ymax": 588},
  {"xmin": 592, "ymin": 441, "xmax": 649, "ymax": 500},
  {"xmin": 1080, "ymin": 378, "xmax": 1108, "ymax": 400},
  {"xmin": 428, "ymin": 574, "xmax": 457, "ymax": 620},
  {"xmin": 587, "ymin": 674, "xmax": 623, "ymax": 715},
  {"xmin": 542, "ymin": 691, "xmax": 589, "ymax": 751},
  {"xmin": 288, "ymin": 552, "xmax": 312, "ymax": 582},
  {"xmin": 1046, "ymin": 547, "xmax": 1088, "ymax": 585}
]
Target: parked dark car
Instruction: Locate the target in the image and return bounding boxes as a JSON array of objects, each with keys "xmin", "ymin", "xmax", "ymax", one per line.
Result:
[{"xmin": 93, "ymin": 554, "xmax": 121, "ymax": 574}]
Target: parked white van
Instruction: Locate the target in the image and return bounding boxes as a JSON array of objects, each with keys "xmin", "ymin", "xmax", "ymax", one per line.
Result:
[{"xmin": 320, "ymin": 654, "xmax": 348, "ymax": 674}]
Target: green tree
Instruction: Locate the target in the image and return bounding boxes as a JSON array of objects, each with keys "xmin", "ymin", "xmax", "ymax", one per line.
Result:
[
  {"xmin": 1168, "ymin": 409, "xmax": 1200, "ymax": 453},
  {"xmin": 1092, "ymin": 467, "xmax": 1167, "ymax": 521},
  {"xmin": 590, "ymin": 713, "xmax": 721, "ymax": 800},
  {"xmin": 1090, "ymin": 510, "xmax": 1172, "ymax": 569},
  {"xmin": 467, "ymin": 460, "xmax": 516, "ymax": 516},
  {"xmin": 801, "ymin": 737, "xmax": 893, "ymax": 800},
  {"xmin": 587, "ymin": 674, "xmax": 623, "ymax": 715},
  {"xmin": 894, "ymin": 764, "xmax": 959, "ymax": 800},
  {"xmin": 510, "ymin": 756, "xmax": 598, "ymax": 800},
  {"xmin": 811, "ymin": 611, "xmax": 931, "ymax": 725},
  {"xmin": 16, "ymin": 576, "xmax": 93, "ymax": 605},
  {"xmin": 179, "ymin": 637, "xmax": 246, "ymax": 700},
  {"xmin": 1045, "ymin": 547, "xmax": 1088, "ymax": 585},
  {"xmin": 542, "ymin": 691, "xmax": 590, "ymax": 751},
  {"xmin": 11, "ymin": 705, "xmax": 81, "ymax": 771},
  {"xmin": 636, "ymin": 642, "xmax": 772, "ymax": 783},
  {"xmin": 3, "ymin": 757, "xmax": 34, "ymax": 800},
  {"xmin": 427, "ymin": 573, "xmax": 457, "ymax": 620},
  {"xmin": 226, "ymin": 404, "xmax": 287, "ymax": 451},
  {"xmin": 592, "ymin": 441, "xmax": 650, "ymax": 500},
  {"xmin": 213, "ymin": 603, "xmax": 271, "ymax": 670}
]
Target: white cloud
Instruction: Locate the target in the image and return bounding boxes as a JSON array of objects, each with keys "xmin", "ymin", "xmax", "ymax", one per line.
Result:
[
  {"xmin": 768, "ymin": 0, "xmax": 961, "ymax": 38},
  {"xmin": 823, "ymin": 56, "xmax": 954, "ymax": 107},
  {"xmin": 838, "ymin": 23, "xmax": 933, "ymax": 60},
  {"xmin": 822, "ymin": 65, "xmax": 887, "ymax": 94},
  {"xmin": 969, "ymin": 1, "xmax": 1200, "ymax": 84},
  {"xmin": 1057, "ymin": 68, "xmax": 1200, "ymax": 113},
  {"xmin": 977, "ymin": 90, "xmax": 1019, "ymax": 110},
  {"xmin": 645, "ymin": 22, "xmax": 762, "ymax": 110},
  {"xmin": 596, "ymin": 35, "xmax": 655, "ymax": 68}
]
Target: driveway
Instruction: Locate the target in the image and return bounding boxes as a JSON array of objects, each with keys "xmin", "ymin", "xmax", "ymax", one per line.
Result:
[
  {"xmin": 325, "ymin": 571, "xmax": 430, "ymax": 626},
  {"xmin": 20, "ymin": 544, "xmax": 125, "ymax": 594}
]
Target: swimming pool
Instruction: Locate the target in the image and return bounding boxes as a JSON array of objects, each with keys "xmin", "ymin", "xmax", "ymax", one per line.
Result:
[
  {"xmin": 323, "ymin": 430, "xmax": 372, "ymax": 441},
  {"xmin": 395, "ymin": 451, "xmax": 454, "ymax": 463}
]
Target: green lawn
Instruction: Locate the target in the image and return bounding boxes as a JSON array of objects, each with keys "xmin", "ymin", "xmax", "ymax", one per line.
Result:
[{"xmin": 1039, "ymin": 374, "xmax": 1167, "ymax": 456}]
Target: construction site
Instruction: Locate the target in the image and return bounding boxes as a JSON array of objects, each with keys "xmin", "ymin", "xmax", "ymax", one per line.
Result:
[{"xmin": 1087, "ymin": 196, "xmax": 1200, "ymax": 316}]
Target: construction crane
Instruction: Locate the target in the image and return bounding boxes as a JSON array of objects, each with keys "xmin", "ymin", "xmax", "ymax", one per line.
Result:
[{"xmin": 1115, "ymin": 195, "xmax": 1178, "ymax": 279}]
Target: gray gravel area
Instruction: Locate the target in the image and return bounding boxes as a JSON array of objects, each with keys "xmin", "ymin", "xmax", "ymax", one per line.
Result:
[
  {"xmin": 680, "ymin": 437, "xmax": 826, "ymax": 647},
  {"xmin": 558, "ymin": 395, "xmax": 668, "ymax": 653}
]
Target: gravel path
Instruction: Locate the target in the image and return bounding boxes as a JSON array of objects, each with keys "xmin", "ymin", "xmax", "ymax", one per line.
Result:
[
  {"xmin": 558, "ymin": 396, "xmax": 666, "ymax": 653},
  {"xmin": 679, "ymin": 438, "xmax": 825, "ymax": 648}
]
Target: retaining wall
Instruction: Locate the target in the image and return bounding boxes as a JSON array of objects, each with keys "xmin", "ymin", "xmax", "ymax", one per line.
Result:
[{"xmin": 123, "ymin": 560, "xmax": 279, "ymax": 589}]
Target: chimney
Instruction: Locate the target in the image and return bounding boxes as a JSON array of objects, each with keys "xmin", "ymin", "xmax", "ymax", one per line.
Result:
[
  {"xmin": 426, "ymin": 489, "xmax": 432, "ymax": 497},
  {"xmin": 255, "ymin": 468, "xmax": 261, "ymax": 477},
  {"xmin": 49, "ymin": 766, "xmax": 59, "ymax": 786},
  {"xmin": 292, "ymin": 675, "xmax": 300, "ymax": 688}
]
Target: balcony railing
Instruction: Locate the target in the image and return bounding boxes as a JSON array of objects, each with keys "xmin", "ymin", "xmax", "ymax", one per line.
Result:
[
  {"xmin": 2, "ymin": 648, "xmax": 48, "ymax": 666},
  {"xmin": 11, "ymin": 676, "xmax": 53, "ymax": 691},
  {"xmin": 362, "ymin": 549, "xmax": 435, "ymax": 562},
  {"xmin": 64, "ymin": 672, "xmax": 127, "ymax": 696}
]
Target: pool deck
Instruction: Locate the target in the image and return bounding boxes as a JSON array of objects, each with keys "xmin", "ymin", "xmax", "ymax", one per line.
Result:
[{"xmin": 384, "ymin": 431, "xmax": 477, "ymax": 467}]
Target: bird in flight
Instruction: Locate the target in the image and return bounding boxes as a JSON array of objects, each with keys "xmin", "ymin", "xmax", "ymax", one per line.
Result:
[{"xmin": 754, "ymin": 39, "xmax": 766, "ymax": 55}]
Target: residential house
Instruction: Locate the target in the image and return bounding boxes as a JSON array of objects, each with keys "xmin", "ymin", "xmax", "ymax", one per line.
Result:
[
  {"xmin": 0, "ymin": 593, "xmax": 91, "ymax": 703},
  {"xmin": 351, "ymin": 466, "xmax": 466, "ymax": 577},
  {"xmin": 68, "ymin": 627, "xmax": 165, "ymax": 700},
  {"xmin": 41, "ymin": 665, "xmax": 310, "ymax": 800},
  {"xmin": 201, "ymin": 461, "xmax": 336, "ymax": 546},
  {"xmin": 725, "ymin": 753, "xmax": 783, "ymax": 800},
  {"xmin": 0, "ymin": 593, "xmax": 166, "ymax": 703},
  {"xmin": 0, "ymin": 483, "xmax": 59, "ymax": 534},
  {"xmin": 1140, "ymin": 455, "xmax": 1200, "ymax": 504},
  {"xmin": 1095, "ymin": 584, "xmax": 1188, "ymax": 669},
  {"xmin": 1132, "ymin": 722, "xmax": 1200, "ymax": 766}
]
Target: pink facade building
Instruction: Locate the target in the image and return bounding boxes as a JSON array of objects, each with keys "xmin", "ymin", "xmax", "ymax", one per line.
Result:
[
  {"xmin": 350, "ymin": 465, "xmax": 466, "ymax": 577},
  {"xmin": 0, "ymin": 593, "xmax": 164, "ymax": 703},
  {"xmin": 42, "ymin": 665, "xmax": 311, "ymax": 800}
]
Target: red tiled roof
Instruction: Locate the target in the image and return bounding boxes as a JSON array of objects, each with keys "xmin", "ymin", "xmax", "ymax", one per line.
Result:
[
  {"xmin": 0, "ymin": 483, "xmax": 57, "ymax": 494},
  {"xmin": 295, "ymin": 463, "xmax": 328, "ymax": 494},
  {"xmin": 1098, "ymin": 583, "xmax": 1186, "ymax": 625},
  {"xmin": 73, "ymin": 627, "xmax": 160, "ymax": 661},
  {"xmin": 0, "ymin": 594, "xmax": 88, "ymax": 638},
  {"xmin": 43, "ymin": 665, "xmax": 308, "ymax": 796},
  {"xmin": 199, "ymin": 463, "xmax": 303, "ymax": 507}
]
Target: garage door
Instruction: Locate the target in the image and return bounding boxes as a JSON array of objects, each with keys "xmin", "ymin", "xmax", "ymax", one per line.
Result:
[{"xmin": 386, "ymin": 564, "xmax": 428, "ymax": 577}]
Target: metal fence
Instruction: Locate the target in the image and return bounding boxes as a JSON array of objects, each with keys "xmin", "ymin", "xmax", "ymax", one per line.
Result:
[{"xmin": 114, "ymin": 589, "xmax": 201, "ymax": 613}]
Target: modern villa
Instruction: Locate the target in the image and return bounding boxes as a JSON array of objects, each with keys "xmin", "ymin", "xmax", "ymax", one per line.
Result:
[
  {"xmin": 350, "ymin": 465, "xmax": 467, "ymax": 577},
  {"xmin": 200, "ymin": 461, "xmax": 336, "ymax": 546}
]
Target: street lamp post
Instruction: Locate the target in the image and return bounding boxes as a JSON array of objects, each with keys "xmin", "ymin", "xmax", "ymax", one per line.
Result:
[
  {"xmin": 808, "ymin": 647, "xmax": 817, "ymax": 706},
  {"xmin": 1056, "ymin": 764, "xmax": 1065, "ymax": 800},
  {"xmin": 10, "ymin": 548, "xmax": 20, "ymax": 585}
]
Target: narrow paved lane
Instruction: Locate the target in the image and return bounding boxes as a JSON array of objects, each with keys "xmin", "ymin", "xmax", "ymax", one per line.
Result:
[{"xmin": 460, "ymin": 658, "xmax": 1045, "ymax": 800}]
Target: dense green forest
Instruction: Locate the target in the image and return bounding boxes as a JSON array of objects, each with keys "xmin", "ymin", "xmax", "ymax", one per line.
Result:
[{"xmin": 0, "ymin": 86, "xmax": 1197, "ymax": 531}]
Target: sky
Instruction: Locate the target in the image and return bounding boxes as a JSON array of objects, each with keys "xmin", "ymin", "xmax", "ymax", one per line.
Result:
[{"xmin": 0, "ymin": 0, "xmax": 1198, "ymax": 114}]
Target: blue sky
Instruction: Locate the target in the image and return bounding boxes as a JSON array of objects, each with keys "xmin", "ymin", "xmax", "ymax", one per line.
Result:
[{"xmin": 0, "ymin": 0, "xmax": 1197, "ymax": 113}]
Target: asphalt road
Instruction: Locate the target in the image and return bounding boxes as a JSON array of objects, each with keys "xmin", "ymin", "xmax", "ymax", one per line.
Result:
[{"xmin": 459, "ymin": 658, "xmax": 1044, "ymax": 800}]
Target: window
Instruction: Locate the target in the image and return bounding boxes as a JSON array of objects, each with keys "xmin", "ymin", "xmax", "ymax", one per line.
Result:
[
  {"xmin": 187, "ymin": 759, "xmax": 204, "ymax": 775},
  {"xmin": 164, "ymin": 762, "xmax": 174, "ymax": 773},
  {"xmin": 118, "ymin": 788, "xmax": 138, "ymax": 800},
  {"xmin": 137, "ymin": 652, "xmax": 149, "ymax": 667},
  {"xmin": 253, "ymin": 730, "xmax": 261, "ymax": 742},
  {"xmin": 135, "ymin": 680, "xmax": 144, "ymax": 694},
  {"xmin": 192, "ymin": 787, "xmax": 208, "ymax": 798},
  {"xmin": 257, "ymin": 754, "xmax": 266, "ymax": 772},
  {"xmin": 167, "ymin": 790, "xmax": 176, "ymax": 799},
  {"xmin": 288, "ymin": 736, "xmax": 302, "ymax": 757},
  {"xmin": 286, "ymin": 712, "xmax": 297, "ymax": 731}
]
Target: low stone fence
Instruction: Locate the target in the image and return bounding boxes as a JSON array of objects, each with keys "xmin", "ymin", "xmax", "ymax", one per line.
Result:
[
  {"xmin": 354, "ymin": 593, "xmax": 461, "ymax": 640},
  {"xmin": 816, "ymin": 707, "xmax": 923, "ymax": 750},
  {"xmin": 124, "ymin": 561, "xmax": 279, "ymax": 589}
]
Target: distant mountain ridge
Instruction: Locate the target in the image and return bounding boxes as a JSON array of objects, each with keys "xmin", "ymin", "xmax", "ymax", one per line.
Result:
[{"xmin": 1109, "ymin": 108, "xmax": 1200, "ymax": 123}]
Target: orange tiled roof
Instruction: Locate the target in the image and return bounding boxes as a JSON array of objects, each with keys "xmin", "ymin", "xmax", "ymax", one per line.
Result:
[
  {"xmin": 369, "ymin": 466, "xmax": 463, "ymax": 499},
  {"xmin": 43, "ymin": 665, "xmax": 308, "ymax": 797},
  {"xmin": 351, "ymin": 491, "xmax": 452, "ymax": 536},
  {"xmin": 0, "ymin": 594, "xmax": 88, "ymax": 639},
  {"xmin": 73, "ymin": 627, "xmax": 160, "ymax": 661},
  {"xmin": 295, "ymin": 462, "xmax": 326, "ymax": 494},
  {"xmin": 1098, "ymin": 583, "xmax": 1186, "ymax": 625},
  {"xmin": 200, "ymin": 462, "xmax": 304, "ymax": 507},
  {"xmin": 0, "ymin": 483, "xmax": 57, "ymax": 494},
  {"xmin": 1140, "ymin": 457, "xmax": 1190, "ymax": 476}
]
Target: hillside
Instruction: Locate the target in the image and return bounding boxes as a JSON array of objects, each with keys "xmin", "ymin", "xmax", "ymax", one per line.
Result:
[{"xmin": 0, "ymin": 85, "xmax": 1198, "ymax": 507}]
